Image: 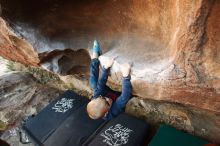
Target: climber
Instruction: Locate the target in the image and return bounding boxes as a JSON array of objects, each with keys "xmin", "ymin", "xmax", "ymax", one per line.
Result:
[{"xmin": 87, "ymin": 40, "xmax": 132, "ymax": 120}]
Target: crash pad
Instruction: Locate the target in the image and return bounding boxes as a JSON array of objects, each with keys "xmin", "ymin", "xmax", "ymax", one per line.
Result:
[
  {"xmin": 86, "ymin": 113, "xmax": 150, "ymax": 146},
  {"xmin": 149, "ymin": 124, "xmax": 210, "ymax": 146},
  {"xmin": 22, "ymin": 90, "xmax": 88, "ymax": 145},
  {"xmin": 43, "ymin": 104, "xmax": 105, "ymax": 146}
]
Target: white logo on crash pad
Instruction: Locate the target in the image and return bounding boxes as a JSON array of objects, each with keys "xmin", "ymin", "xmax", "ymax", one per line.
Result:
[
  {"xmin": 52, "ymin": 98, "xmax": 74, "ymax": 113},
  {"xmin": 100, "ymin": 124, "xmax": 133, "ymax": 146}
]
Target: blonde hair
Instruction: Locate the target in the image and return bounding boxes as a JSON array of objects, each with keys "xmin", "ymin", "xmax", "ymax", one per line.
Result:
[{"xmin": 87, "ymin": 97, "xmax": 109, "ymax": 119}]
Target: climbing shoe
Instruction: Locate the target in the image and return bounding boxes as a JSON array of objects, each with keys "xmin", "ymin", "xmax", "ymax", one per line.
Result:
[{"xmin": 92, "ymin": 40, "xmax": 102, "ymax": 56}]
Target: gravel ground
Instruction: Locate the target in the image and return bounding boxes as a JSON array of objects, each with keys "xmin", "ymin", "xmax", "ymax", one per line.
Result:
[{"xmin": 1, "ymin": 127, "xmax": 34, "ymax": 146}]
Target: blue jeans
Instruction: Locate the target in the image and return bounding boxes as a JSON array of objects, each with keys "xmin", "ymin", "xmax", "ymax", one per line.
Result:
[
  {"xmin": 89, "ymin": 58, "xmax": 132, "ymax": 120},
  {"xmin": 89, "ymin": 58, "xmax": 100, "ymax": 91},
  {"xmin": 89, "ymin": 58, "xmax": 110, "ymax": 96}
]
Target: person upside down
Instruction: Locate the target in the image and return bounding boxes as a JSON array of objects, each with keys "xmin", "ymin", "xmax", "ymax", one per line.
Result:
[{"xmin": 87, "ymin": 40, "xmax": 132, "ymax": 120}]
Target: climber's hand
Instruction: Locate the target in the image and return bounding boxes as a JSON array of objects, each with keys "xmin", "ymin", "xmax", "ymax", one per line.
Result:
[
  {"xmin": 120, "ymin": 63, "xmax": 131, "ymax": 77},
  {"xmin": 103, "ymin": 57, "xmax": 114, "ymax": 69}
]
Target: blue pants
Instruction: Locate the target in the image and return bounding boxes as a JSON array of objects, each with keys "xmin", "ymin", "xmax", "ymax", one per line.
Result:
[
  {"xmin": 89, "ymin": 58, "xmax": 100, "ymax": 91},
  {"xmin": 89, "ymin": 58, "xmax": 132, "ymax": 120}
]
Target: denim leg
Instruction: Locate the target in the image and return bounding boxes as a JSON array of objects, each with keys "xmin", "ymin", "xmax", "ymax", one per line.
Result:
[
  {"xmin": 89, "ymin": 58, "xmax": 100, "ymax": 90},
  {"xmin": 93, "ymin": 67, "xmax": 110, "ymax": 98}
]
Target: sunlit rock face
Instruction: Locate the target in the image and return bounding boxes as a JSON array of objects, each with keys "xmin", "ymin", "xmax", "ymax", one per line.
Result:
[{"xmin": 0, "ymin": 0, "xmax": 220, "ymax": 121}]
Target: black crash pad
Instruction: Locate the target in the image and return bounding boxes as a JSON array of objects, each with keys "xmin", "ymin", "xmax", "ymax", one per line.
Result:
[
  {"xmin": 44, "ymin": 104, "xmax": 105, "ymax": 146},
  {"xmin": 86, "ymin": 113, "xmax": 150, "ymax": 146},
  {"xmin": 22, "ymin": 90, "xmax": 88, "ymax": 145}
]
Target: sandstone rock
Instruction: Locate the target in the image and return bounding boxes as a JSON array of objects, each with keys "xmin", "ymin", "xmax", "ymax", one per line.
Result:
[
  {"xmin": 0, "ymin": 56, "xmax": 10, "ymax": 76},
  {"xmin": 59, "ymin": 75, "xmax": 92, "ymax": 95},
  {"xmin": 0, "ymin": 0, "xmax": 220, "ymax": 142},
  {"xmin": 0, "ymin": 71, "xmax": 63, "ymax": 129},
  {"xmin": 126, "ymin": 97, "xmax": 220, "ymax": 144},
  {"xmin": 0, "ymin": 18, "xmax": 39, "ymax": 66},
  {"xmin": 39, "ymin": 48, "xmax": 91, "ymax": 76},
  {"xmin": 0, "ymin": 0, "xmax": 219, "ymax": 114}
]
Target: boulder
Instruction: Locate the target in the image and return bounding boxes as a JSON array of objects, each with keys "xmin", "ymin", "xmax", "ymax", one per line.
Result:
[
  {"xmin": 0, "ymin": 18, "xmax": 39, "ymax": 66},
  {"xmin": 0, "ymin": 0, "xmax": 220, "ymax": 142},
  {"xmin": 0, "ymin": 1, "xmax": 219, "ymax": 112},
  {"xmin": 0, "ymin": 71, "xmax": 63, "ymax": 129},
  {"xmin": 126, "ymin": 97, "xmax": 220, "ymax": 143}
]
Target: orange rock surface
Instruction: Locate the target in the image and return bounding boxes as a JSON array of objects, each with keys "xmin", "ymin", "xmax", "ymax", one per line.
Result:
[
  {"xmin": 0, "ymin": 18, "xmax": 39, "ymax": 66},
  {"xmin": 0, "ymin": 0, "xmax": 219, "ymax": 113}
]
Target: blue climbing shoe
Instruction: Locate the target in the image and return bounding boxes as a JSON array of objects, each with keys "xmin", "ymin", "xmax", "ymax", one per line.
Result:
[{"xmin": 92, "ymin": 40, "xmax": 102, "ymax": 56}]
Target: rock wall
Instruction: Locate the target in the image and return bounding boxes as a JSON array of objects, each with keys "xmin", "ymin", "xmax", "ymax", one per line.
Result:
[
  {"xmin": 0, "ymin": 18, "xmax": 39, "ymax": 66},
  {"xmin": 0, "ymin": 0, "xmax": 220, "ymax": 143},
  {"xmin": 0, "ymin": 0, "xmax": 219, "ymax": 112},
  {"xmin": 0, "ymin": 0, "xmax": 219, "ymax": 116},
  {"xmin": 39, "ymin": 49, "xmax": 91, "ymax": 76},
  {"xmin": 126, "ymin": 97, "xmax": 220, "ymax": 143},
  {"xmin": 0, "ymin": 72, "xmax": 63, "ymax": 128}
]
